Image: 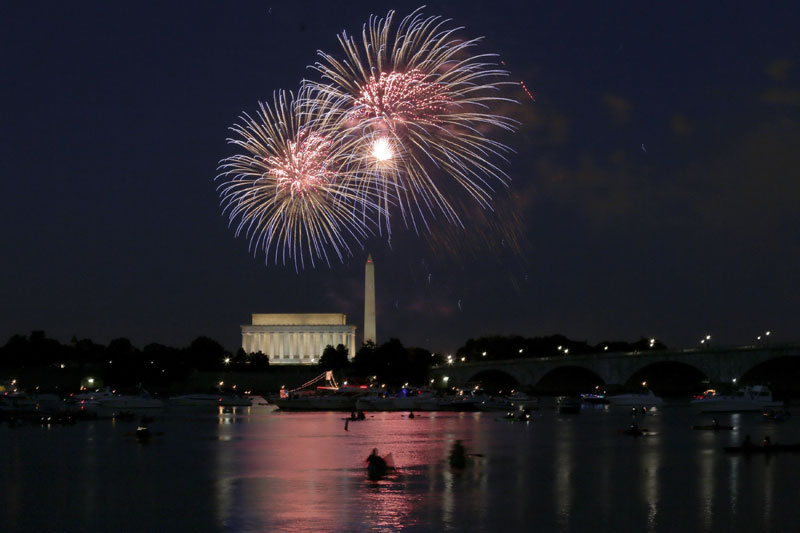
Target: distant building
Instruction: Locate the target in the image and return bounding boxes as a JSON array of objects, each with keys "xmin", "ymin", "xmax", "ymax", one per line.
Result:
[{"xmin": 241, "ymin": 313, "xmax": 356, "ymax": 365}]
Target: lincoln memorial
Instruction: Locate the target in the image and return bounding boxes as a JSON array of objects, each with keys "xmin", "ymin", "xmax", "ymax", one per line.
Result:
[{"xmin": 241, "ymin": 313, "xmax": 357, "ymax": 365}]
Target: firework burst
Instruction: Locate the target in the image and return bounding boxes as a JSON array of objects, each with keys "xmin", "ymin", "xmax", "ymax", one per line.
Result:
[
  {"xmin": 217, "ymin": 90, "xmax": 382, "ymax": 270},
  {"xmin": 310, "ymin": 7, "xmax": 518, "ymax": 234}
]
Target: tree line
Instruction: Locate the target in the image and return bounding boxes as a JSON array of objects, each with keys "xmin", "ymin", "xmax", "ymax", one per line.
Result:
[{"xmin": 0, "ymin": 330, "xmax": 666, "ymax": 390}]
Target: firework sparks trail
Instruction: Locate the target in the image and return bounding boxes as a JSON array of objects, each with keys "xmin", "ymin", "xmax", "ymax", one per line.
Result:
[
  {"xmin": 217, "ymin": 89, "xmax": 383, "ymax": 270},
  {"xmin": 310, "ymin": 7, "xmax": 519, "ymax": 235}
]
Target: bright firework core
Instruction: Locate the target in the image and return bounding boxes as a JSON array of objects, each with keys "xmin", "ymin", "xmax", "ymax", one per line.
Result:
[
  {"xmin": 266, "ymin": 130, "xmax": 333, "ymax": 196},
  {"xmin": 355, "ymin": 70, "xmax": 450, "ymax": 125},
  {"xmin": 371, "ymin": 137, "xmax": 393, "ymax": 161}
]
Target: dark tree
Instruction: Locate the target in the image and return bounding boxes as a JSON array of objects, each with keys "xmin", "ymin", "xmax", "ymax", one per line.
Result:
[{"xmin": 319, "ymin": 344, "xmax": 349, "ymax": 372}]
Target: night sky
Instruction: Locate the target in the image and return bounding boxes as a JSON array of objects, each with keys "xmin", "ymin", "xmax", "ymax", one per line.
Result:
[{"xmin": 2, "ymin": 1, "xmax": 799, "ymax": 354}]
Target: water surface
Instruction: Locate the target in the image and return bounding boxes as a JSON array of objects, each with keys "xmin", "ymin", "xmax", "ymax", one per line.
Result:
[{"xmin": 2, "ymin": 403, "xmax": 799, "ymax": 531}]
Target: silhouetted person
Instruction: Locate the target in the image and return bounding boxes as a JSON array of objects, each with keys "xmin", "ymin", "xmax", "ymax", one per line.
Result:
[
  {"xmin": 763, "ymin": 435, "xmax": 772, "ymax": 447},
  {"xmin": 408, "ymin": 410, "xmax": 415, "ymax": 419},
  {"xmin": 350, "ymin": 411, "xmax": 357, "ymax": 420},
  {"xmin": 357, "ymin": 410, "xmax": 366, "ymax": 421},
  {"xmin": 366, "ymin": 448, "xmax": 387, "ymax": 479},
  {"xmin": 449, "ymin": 440, "xmax": 467, "ymax": 468}
]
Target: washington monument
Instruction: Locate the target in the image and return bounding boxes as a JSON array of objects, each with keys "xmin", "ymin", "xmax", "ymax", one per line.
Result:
[{"xmin": 364, "ymin": 254, "xmax": 376, "ymax": 344}]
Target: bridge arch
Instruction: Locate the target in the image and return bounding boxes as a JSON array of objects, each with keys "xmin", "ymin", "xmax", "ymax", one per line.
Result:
[
  {"xmin": 534, "ymin": 365, "xmax": 605, "ymax": 394},
  {"xmin": 739, "ymin": 355, "xmax": 800, "ymax": 398},
  {"xmin": 467, "ymin": 369, "xmax": 519, "ymax": 393},
  {"xmin": 624, "ymin": 360, "xmax": 708, "ymax": 396}
]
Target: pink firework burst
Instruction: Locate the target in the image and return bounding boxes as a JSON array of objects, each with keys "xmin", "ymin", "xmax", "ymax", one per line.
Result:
[
  {"xmin": 266, "ymin": 130, "xmax": 334, "ymax": 196},
  {"xmin": 354, "ymin": 70, "xmax": 451, "ymax": 126}
]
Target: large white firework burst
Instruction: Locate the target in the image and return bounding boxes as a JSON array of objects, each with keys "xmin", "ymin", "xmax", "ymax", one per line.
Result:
[
  {"xmin": 310, "ymin": 7, "xmax": 518, "ymax": 234},
  {"xmin": 217, "ymin": 89, "xmax": 383, "ymax": 270}
]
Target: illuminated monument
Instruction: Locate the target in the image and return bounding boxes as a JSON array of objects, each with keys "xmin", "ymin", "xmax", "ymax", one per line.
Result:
[
  {"xmin": 240, "ymin": 253, "xmax": 375, "ymax": 364},
  {"xmin": 241, "ymin": 313, "xmax": 356, "ymax": 365},
  {"xmin": 364, "ymin": 254, "xmax": 376, "ymax": 344}
]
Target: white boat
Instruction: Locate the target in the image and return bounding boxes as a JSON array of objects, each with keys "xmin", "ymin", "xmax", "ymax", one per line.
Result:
[
  {"xmin": 476, "ymin": 396, "xmax": 516, "ymax": 412},
  {"xmin": 74, "ymin": 387, "xmax": 164, "ymax": 413},
  {"xmin": 507, "ymin": 392, "xmax": 539, "ymax": 410},
  {"xmin": 171, "ymin": 392, "xmax": 252, "ymax": 407},
  {"xmin": 271, "ymin": 390, "xmax": 364, "ymax": 411},
  {"xmin": 690, "ymin": 385, "xmax": 783, "ymax": 412},
  {"xmin": 355, "ymin": 389, "xmax": 440, "ymax": 411},
  {"xmin": 606, "ymin": 389, "xmax": 664, "ymax": 407}
]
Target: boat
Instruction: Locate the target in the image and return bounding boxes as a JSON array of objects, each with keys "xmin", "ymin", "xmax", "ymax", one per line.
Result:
[
  {"xmin": 71, "ymin": 387, "xmax": 164, "ymax": 415},
  {"xmin": 476, "ymin": 396, "xmax": 517, "ymax": 412},
  {"xmin": 606, "ymin": 388, "xmax": 664, "ymax": 407},
  {"xmin": 95, "ymin": 389, "xmax": 164, "ymax": 410},
  {"xmin": 690, "ymin": 385, "xmax": 783, "ymax": 412},
  {"xmin": 580, "ymin": 392, "xmax": 609, "ymax": 405},
  {"xmin": 270, "ymin": 372, "xmax": 371, "ymax": 411},
  {"xmin": 557, "ymin": 396, "xmax": 582, "ymax": 414},
  {"xmin": 171, "ymin": 391, "xmax": 252, "ymax": 408},
  {"xmin": 692, "ymin": 423, "xmax": 734, "ymax": 430},
  {"xmin": 724, "ymin": 443, "xmax": 800, "ymax": 454},
  {"xmin": 355, "ymin": 389, "xmax": 439, "ymax": 411},
  {"xmin": 762, "ymin": 409, "xmax": 791, "ymax": 422},
  {"xmin": 506, "ymin": 391, "xmax": 539, "ymax": 410},
  {"xmin": 618, "ymin": 425, "xmax": 652, "ymax": 436}
]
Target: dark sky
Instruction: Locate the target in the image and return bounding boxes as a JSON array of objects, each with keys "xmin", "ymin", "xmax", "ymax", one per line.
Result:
[{"xmin": 2, "ymin": 1, "xmax": 799, "ymax": 354}]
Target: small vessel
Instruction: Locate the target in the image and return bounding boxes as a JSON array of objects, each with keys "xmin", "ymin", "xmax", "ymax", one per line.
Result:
[
  {"xmin": 692, "ymin": 423, "xmax": 734, "ymax": 430},
  {"xmin": 476, "ymin": 396, "xmax": 516, "ymax": 412},
  {"xmin": 619, "ymin": 424, "xmax": 651, "ymax": 436},
  {"xmin": 271, "ymin": 372, "xmax": 370, "ymax": 411},
  {"xmin": 762, "ymin": 409, "xmax": 791, "ymax": 422},
  {"xmin": 606, "ymin": 388, "xmax": 664, "ymax": 407},
  {"xmin": 355, "ymin": 389, "xmax": 439, "ymax": 411},
  {"xmin": 690, "ymin": 385, "xmax": 783, "ymax": 412},
  {"xmin": 506, "ymin": 391, "xmax": 539, "ymax": 410},
  {"xmin": 557, "ymin": 396, "xmax": 582, "ymax": 414},
  {"xmin": 580, "ymin": 392, "xmax": 609, "ymax": 405},
  {"xmin": 95, "ymin": 389, "xmax": 164, "ymax": 410},
  {"xmin": 171, "ymin": 391, "xmax": 252, "ymax": 408},
  {"xmin": 72, "ymin": 387, "xmax": 164, "ymax": 415}
]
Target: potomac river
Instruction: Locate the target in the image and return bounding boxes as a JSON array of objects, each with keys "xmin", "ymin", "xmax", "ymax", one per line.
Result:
[{"xmin": 2, "ymin": 402, "xmax": 799, "ymax": 532}]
